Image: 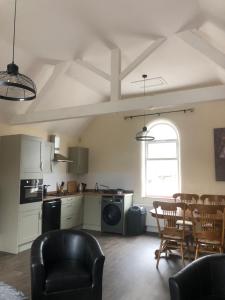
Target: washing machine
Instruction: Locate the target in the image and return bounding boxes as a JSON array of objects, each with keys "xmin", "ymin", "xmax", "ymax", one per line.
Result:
[{"xmin": 101, "ymin": 194, "xmax": 133, "ymax": 235}]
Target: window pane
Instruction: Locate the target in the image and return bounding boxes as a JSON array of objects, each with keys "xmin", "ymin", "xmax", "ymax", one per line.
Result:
[
  {"xmin": 147, "ymin": 142, "xmax": 177, "ymax": 159},
  {"xmin": 146, "ymin": 160, "xmax": 178, "ymax": 197},
  {"xmin": 149, "ymin": 124, "xmax": 177, "ymax": 140}
]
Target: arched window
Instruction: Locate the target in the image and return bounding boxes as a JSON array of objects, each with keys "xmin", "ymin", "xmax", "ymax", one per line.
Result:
[{"xmin": 142, "ymin": 121, "xmax": 180, "ymax": 197}]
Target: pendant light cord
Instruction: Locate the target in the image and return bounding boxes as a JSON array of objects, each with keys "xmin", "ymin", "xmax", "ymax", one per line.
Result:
[
  {"xmin": 143, "ymin": 74, "xmax": 147, "ymax": 128},
  {"xmin": 12, "ymin": 0, "xmax": 17, "ymax": 63}
]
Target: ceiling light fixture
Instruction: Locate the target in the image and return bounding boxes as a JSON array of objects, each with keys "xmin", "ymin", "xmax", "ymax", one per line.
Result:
[
  {"xmin": 135, "ymin": 74, "xmax": 154, "ymax": 142},
  {"xmin": 0, "ymin": 0, "xmax": 36, "ymax": 101}
]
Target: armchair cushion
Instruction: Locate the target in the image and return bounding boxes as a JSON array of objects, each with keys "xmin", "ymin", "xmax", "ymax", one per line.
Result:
[{"xmin": 45, "ymin": 259, "xmax": 92, "ymax": 293}]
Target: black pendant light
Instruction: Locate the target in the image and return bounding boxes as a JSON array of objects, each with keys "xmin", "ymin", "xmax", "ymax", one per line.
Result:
[
  {"xmin": 135, "ymin": 74, "xmax": 154, "ymax": 142},
  {"xmin": 0, "ymin": 0, "xmax": 36, "ymax": 101}
]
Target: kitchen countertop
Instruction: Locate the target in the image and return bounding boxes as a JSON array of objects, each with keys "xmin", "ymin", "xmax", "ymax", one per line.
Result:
[{"xmin": 43, "ymin": 191, "xmax": 133, "ymax": 202}]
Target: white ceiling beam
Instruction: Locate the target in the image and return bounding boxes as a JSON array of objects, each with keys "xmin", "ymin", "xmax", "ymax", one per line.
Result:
[
  {"xmin": 111, "ymin": 48, "xmax": 121, "ymax": 101},
  {"xmin": 179, "ymin": 30, "xmax": 225, "ymax": 70},
  {"xmin": 68, "ymin": 61, "xmax": 110, "ymax": 96},
  {"xmin": 27, "ymin": 61, "xmax": 71, "ymax": 113},
  {"xmin": 12, "ymin": 85, "xmax": 225, "ymax": 125},
  {"xmin": 97, "ymin": 34, "xmax": 118, "ymax": 50},
  {"xmin": 75, "ymin": 59, "xmax": 110, "ymax": 81},
  {"xmin": 120, "ymin": 38, "xmax": 166, "ymax": 80}
]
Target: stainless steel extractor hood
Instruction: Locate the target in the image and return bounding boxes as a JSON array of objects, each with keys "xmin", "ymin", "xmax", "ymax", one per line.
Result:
[{"xmin": 49, "ymin": 135, "xmax": 73, "ymax": 163}]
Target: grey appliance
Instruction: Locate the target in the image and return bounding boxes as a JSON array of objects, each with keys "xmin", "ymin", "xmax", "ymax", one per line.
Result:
[
  {"xmin": 101, "ymin": 195, "xmax": 129, "ymax": 235},
  {"xmin": 42, "ymin": 199, "xmax": 61, "ymax": 233}
]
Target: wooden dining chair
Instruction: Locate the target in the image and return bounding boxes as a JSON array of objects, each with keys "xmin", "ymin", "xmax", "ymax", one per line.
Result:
[
  {"xmin": 190, "ymin": 204, "xmax": 224, "ymax": 260},
  {"xmin": 173, "ymin": 193, "xmax": 199, "ymax": 204},
  {"xmin": 200, "ymin": 194, "xmax": 225, "ymax": 205},
  {"xmin": 173, "ymin": 193, "xmax": 199, "ymax": 230},
  {"xmin": 153, "ymin": 201, "xmax": 188, "ymax": 268}
]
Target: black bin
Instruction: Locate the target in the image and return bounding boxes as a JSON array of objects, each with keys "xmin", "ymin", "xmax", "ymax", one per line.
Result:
[{"xmin": 126, "ymin": 206, "xmax": 147, "ymax": 235}]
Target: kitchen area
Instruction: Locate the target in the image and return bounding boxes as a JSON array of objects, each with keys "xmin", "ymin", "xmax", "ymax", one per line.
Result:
[{"xmin": 0, "ymin": 133, "xmax": 134, "ymax": 254}]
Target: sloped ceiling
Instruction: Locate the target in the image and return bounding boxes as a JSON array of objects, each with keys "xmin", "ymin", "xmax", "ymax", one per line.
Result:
[{"xmin": 0, "ymin": 0, "xmax": 224, "ymax": 136}]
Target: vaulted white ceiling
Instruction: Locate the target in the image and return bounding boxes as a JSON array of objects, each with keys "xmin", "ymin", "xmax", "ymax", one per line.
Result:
[{"xmin": 0, "ymin": 0, "xmax": 225, "ymax": 136}]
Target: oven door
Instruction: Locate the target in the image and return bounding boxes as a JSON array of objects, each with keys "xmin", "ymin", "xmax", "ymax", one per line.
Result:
[{"xmin": 20, "ymin": 179, "xmax": 43, "ymax": 204}]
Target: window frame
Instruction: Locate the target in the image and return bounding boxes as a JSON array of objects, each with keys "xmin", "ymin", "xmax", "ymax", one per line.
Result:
[{"xmin": 142, "ymin": 121, "xmax": 180, "ymax": 198}]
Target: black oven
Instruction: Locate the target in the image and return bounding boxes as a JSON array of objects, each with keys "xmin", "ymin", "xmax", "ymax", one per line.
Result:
[{"xmin": 20, "ymin": 179, "xmax": 43, "ymax": 204}]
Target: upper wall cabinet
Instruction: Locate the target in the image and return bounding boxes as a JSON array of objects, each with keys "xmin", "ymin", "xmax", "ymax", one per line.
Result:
[
  {"xmin": 21, "ymin": 136, "xmax": 54, "ymax": 176},
  {"xmin": 41, "ymin": 141, "xmax": 54, "ymax": 174},
  {"xmin": 68, "ymin": 147, "xmax": 89, "ymax": 175},
  {"xmin": 1, "ymin": 135, "xmax": 54, "ymax": 179},
  {"xmin": 20, "ymin": 135, "xmax": 42, "ymax": 176}
]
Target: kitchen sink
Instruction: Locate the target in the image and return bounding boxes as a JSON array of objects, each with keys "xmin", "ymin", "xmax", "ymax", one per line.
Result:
[{"xmin": 99, "ymin": 190, "xmax": 118, "ymax": 194}]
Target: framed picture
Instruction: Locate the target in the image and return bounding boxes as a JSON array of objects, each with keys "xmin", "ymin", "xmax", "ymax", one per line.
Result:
[{"xmin": 214, "ymin": 128, "xmax": 225, "ymax": 181}]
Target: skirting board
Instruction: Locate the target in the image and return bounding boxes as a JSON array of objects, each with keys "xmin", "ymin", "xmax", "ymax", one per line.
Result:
[
  {"xmin": 82, "ymin": 225, "xmax": 101, "ymax": 231},
  {"xmin": 18, "ymin": 241, "xmax": 32, "ymax": 253},
  {"xmin": 146, "ymin": 226, "xmax": 158, "ymax": 233}
]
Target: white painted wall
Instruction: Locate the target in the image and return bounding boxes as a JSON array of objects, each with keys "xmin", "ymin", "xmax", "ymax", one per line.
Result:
[
  {"xmin": 0, "ymin": 123, "xmax": 78, "ymax": 191},
  {"xmin": 79, "ymin": 100, "xmax": 225, "ymax": 230}
]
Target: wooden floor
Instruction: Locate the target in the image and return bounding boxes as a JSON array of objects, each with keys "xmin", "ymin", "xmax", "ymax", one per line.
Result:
[{"xmin": 0, "ymin": 232, "xmax": 184, "ymax": 300}]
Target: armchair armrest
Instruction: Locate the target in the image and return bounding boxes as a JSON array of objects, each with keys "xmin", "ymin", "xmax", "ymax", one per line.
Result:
[
  {"xmin": 30, "ymin": 237, "xmax": 46, "ymax": 300},
  {"xmin": 85, "ymin": 234, "xmax": 105, "ymax": 287},
  {"xmin": 169, "ymin": 254, "xmax": 225, "ymax": 300}
]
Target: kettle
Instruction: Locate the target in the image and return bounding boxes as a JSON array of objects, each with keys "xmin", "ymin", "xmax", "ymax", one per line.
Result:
[
  {"xmin": 77, "ymin": 183, "xmax": 86, "ymax": 193},
  {"xmin": 43, "ymin": 185, "xmax": 50, "ymax": 197}
]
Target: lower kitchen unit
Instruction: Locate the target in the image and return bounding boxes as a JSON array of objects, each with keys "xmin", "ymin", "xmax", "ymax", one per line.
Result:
[
  {"xmin": 0, "ymin": 190, "xmax": 133, "ymax": 254},
  {"xmin": 0, "ymin": 133, "xmax": 134, "ymax": 254}
]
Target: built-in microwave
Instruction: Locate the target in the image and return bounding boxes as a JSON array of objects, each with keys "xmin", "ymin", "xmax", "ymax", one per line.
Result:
[{"xmin": 20, "ymin": 179, "xmax": 43, "ymax": 204}]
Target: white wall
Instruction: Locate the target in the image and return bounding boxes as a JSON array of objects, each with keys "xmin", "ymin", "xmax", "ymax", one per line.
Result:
[
  {"xmin": 79, "ymin": 100, "xmax": 225, "ymax": 229},
  {"xmin": 0, "ymin": 123, "xmax": 78, "ymax": 191}
]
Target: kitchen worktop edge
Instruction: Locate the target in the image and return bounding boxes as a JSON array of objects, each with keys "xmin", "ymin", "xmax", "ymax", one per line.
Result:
[{"xmin": 43, "ymin": 191, "xmax": 133, "ymax": 201}]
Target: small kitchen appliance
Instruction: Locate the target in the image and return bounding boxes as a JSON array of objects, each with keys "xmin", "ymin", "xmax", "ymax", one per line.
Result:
[
  {"xmin": 77, "ymin": 183, "xmax": 86, "ymax": 193},
  {"xmin": 43, "ymin": 185, "xmax": 50, "ymax": 197}
]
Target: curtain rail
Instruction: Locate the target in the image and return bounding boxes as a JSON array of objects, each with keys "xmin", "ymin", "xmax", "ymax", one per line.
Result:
[{"xmin": 124, "ymin": 108, "xmax": 194, "ymax": 120}]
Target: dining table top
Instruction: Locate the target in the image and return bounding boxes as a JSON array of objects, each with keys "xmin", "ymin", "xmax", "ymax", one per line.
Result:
[{"xmin": 150, "ymin": 204, "xmax": 224, "ymax": 220}]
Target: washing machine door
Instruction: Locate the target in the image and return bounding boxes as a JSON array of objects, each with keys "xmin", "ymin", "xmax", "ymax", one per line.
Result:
[{"xmin": 103, "ymin": 204, "xmax": 121, "ymax": 226}]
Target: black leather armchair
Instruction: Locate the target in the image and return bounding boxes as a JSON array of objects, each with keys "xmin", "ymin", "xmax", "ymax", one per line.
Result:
[
  {"xmin": 31, "ymin": 229, "xmax": 105, "ymax": 300},
  {"xmin": 169, "ymin": 254, "xmax": 225, "ymax": 300}
]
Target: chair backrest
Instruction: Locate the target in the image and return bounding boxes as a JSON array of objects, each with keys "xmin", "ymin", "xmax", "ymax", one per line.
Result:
[
  {"xmin": 153, "ymin": 201, "xmax": 186, "ymax": 238},
  {"xmin": 200, "ymin": 194, "xmax": 225, "ymax": 205},
  {"xmin": 38, "ymin": 230, "xmax": 97, "ymax": 264},
  {"xmin": 190, "ymin": 204, "xmax": 225, "ymax": 245},
  {"xmin": 173, "ymin": 193, "xmax": 199, "ymax": 204}
]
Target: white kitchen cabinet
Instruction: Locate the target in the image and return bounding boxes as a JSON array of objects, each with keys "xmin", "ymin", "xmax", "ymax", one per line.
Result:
[
  {"xmin": 0, "ymin": 134, "xmax": 53, "ymax": 254},
  {"xmin": 20, "ymin": 135, "xmax": 42, "ymax": 177},
  {"xmin": 41, "ymin": 141, "xmax": 54, "ymax": 173},
  {"xmin": 61, "ymin": 196, "xmax": 83, "ymax": 229},
  {"xmin": 18, "ymin": 202, "xmax": 42, "ymax": 250},
  {"xmin": 83, "ymin": 195, "xmax": 101, "ymax": 231}
]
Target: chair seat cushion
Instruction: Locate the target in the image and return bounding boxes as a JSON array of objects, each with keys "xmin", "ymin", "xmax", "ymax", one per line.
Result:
[
  {"xmin": 176, "ymin": 220, "xmax": 193, "ymax": 226},
  {"xmin": 45, "ymin": 260, "xmax": 92, "ymax": 293}
]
